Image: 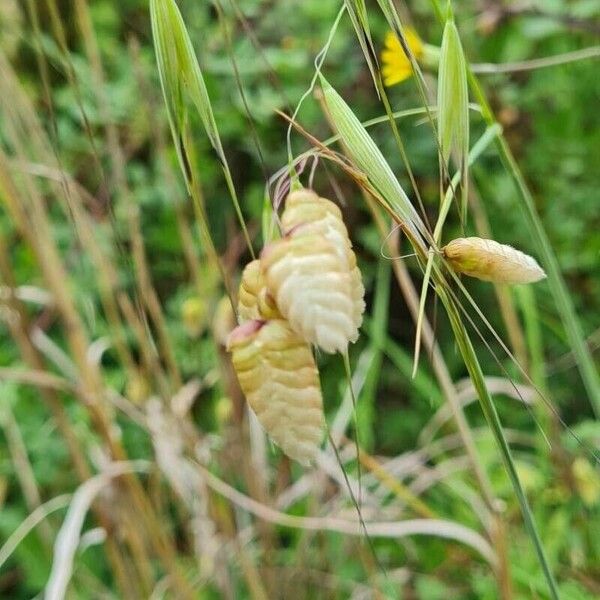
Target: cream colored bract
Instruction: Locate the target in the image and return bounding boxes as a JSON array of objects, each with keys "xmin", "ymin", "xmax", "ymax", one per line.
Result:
[
  {"xmin": 237, "ymin": 259, "xmax": 280, "ymax": 322},
  {"xmin": 227, "ymin": 319, "xmax": 325, "ymax": 466},
  {"xmin": 443, "ymin": 237, "xmax": 546, "ymax": 284}
]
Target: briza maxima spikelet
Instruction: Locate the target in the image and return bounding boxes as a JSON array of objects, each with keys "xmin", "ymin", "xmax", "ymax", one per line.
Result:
[
  {"xmin": 281, "ymin": 188, "xmax": 365, "ymax": 339},
  {"xmin": 443, "ymin": 237, "xmax": 546, "ymax": 284},
  {"xmin": 261, "ymin": 233, "xmax": 358, "ymax": 353},
  {"xmin": 237, "ymin": 259, "xmax": 281, "ymax": 322},
  {"xmin": 227, "ymin": 319, "xmax": 324, "ymax": 465}
]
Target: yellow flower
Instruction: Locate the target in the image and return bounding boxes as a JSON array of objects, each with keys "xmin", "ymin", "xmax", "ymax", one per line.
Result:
[{"xmin": 381, "ymin": 29, "xmax": 424, "ymax": 86}]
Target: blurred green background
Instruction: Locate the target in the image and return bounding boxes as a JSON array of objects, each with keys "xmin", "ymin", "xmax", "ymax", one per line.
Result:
[{"xmin": 0, "ymin": 0, "xmax": 599, "ymax": 598}]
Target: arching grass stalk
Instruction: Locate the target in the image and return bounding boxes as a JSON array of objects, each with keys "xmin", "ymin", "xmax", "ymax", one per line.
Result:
[
  {"xmin": 414, "ymin": 124, "xmax": 501, "ymax": 376},
  {"xmin": 284, "ymin": 5, "xmax": 346, "ymax": 186},
  {"xmin": 320, "ymin": 75, "xmax": 559, "ymax": 600},
  {"xmin": 426, "ymin": 0, "xmax": 600, "ymax": 417},
  {"xmin": 342, "ymin": 349, "xmax": 363, "ymax": 506},
  {"xmin": 440, "ymin": 289, "xmax": 559, "ymax": 600}
]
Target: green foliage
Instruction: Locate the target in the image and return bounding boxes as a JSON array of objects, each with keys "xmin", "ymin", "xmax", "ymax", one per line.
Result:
[{"xmin": 0, "ymin": 0, "xmax": 599, "ymax": 598}]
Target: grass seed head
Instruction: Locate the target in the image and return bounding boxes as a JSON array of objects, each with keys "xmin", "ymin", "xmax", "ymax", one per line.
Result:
[
  {"xmin": 281, "ymin": 189, "xmax": 365, "ymax": 332},
  {"xmin": 238, "ymin": 259, "xmax": 281, "ymax": 322},
  {"xmin": 261, "ymin": 231, "xmax": 359, "ymax": 354},
  {"xmin": 282, "ymin": 192, "xmax": 347, "ymax": 246},
  {"xmin": 443, "ymin": 237, "xmax": 546, "ymax": 284},
  {"xmin": 227, "ymin": 319, "xmax": 325, "ymax": 465}
]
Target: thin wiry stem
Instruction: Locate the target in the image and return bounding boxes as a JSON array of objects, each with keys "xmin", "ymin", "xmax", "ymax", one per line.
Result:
[
  {"xmin": 441, "ymin": 290, "xmax": 559, "ymax": 600},
  {"xmin": 0, "ymin": 495, "xmax": 72, "ymax": 570},
  {"xmin": 286, "ymin": 5, "xmax": 346, "ymax": 179},
  {"xmin": 195, "ymin": 461, "xmax": 498, "ymax": 566},
  {"xmin": 472, "ymin": 45, "xmax": 600, "ymax": 74}
]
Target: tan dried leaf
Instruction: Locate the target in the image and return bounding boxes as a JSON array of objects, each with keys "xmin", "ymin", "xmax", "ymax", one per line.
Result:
[
  {"xmin": 227, "ymin": 319, "xmax": 324, "ymax": 465},
  {"xmin": 212, "ymin": 295, "xmax": 237, "ymax": 347},
  {"xmin": 443, "ymin": 237, "xmax": 546, "ymax": 284}
]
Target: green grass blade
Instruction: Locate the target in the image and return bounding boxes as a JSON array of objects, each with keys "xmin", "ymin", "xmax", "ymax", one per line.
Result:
[
  {"xmin": 149, "ymin": 0, "xmax": 254, "ymax": 258},
  {"xmin": 344, "ymin": 0, "xmax": 432, "ymax": 226},
  {"xmin": 318, "ymin": 43, "xmax": 559, "ymax": 595},
  {"xmin": 344, "ymin": 0, "xmax": 379, "ymax": 91},
  {"xmin": 356, "ymin": 256, "xmax": 391, "ymax": 450},
  {"xmin": 493, "ymin": 130, "xmax": 600, "ymax": 416},
  {"xmin": 437, "ymin": 18, "xmax": 469, "ymax": 220},
  {"xmin": 414, "ymin": 124, "xmax": 501, "ymax": 377},
  {"xmin": 319, "ymin": 75, "xmax": 427, "ymax": 244},
  {"xmin": 441, "ymin": 290, "xmax": 560, "ymax": 600},
  {"xmin": 413, "ymin": 248, "xmax": 435, "ymax": 379}
]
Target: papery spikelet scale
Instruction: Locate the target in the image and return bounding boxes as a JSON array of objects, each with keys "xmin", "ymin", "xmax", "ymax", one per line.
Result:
[
  {"xmin": 237, "ymin": 259, "xmax": 280, "ymax": 322},
  {"xmin": 443, "ymin": 237, "xmax": 546, "ymax": 284},
  {"xmin": 227, "ymin": 319, "xmax": 324, "ymax": 465},
  {"xmin": 280, "ymin": 189, "xmax": 365, "ymax": 342},
  {"xmin": 261, "ymin": 232, "xmax": 358, "ymax": 354}
]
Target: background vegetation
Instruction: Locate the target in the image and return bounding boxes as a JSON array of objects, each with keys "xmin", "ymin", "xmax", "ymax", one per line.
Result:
[{"xmin": 0, "ymin": 0, "xmax": 599, "ymax": 598}]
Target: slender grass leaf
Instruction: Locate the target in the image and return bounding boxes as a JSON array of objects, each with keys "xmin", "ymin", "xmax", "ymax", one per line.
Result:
[
  {"xmin": 319, "ymin": 75, "xmax": 427, "ymax": 245},
  {"xmin": 344, "ymin": 1, "xmax": 379, "ymax": 93},
  {"xmin": 150, "ymin": 0, "xmax": 254, "ymax": 256},
  {"xmin": 460, "ymin": 17, "xmax": 600, "ymax": 415},
  {"xmin": 441, "ymin": 290, "xmax": 560, "ymax": 600}
]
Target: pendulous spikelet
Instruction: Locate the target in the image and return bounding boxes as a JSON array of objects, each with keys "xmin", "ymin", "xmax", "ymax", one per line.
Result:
[
  {"xmin": 227, "ymin": 319, "xmax": 325, "ymax": 465},
  {"xmin": 443, "ymin": 237, "xmax": 546, "ymax": 284},
  {"xmin": 281, "ymin": 189, "xmax": 365, "ymax": 331},
  {"xmin": 261, "ymin": 232, "xmax": 358, "ymax": 354},
  {"xmin": 237, "ymin": 259, "xmax": 281, "ymax": 322}
]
